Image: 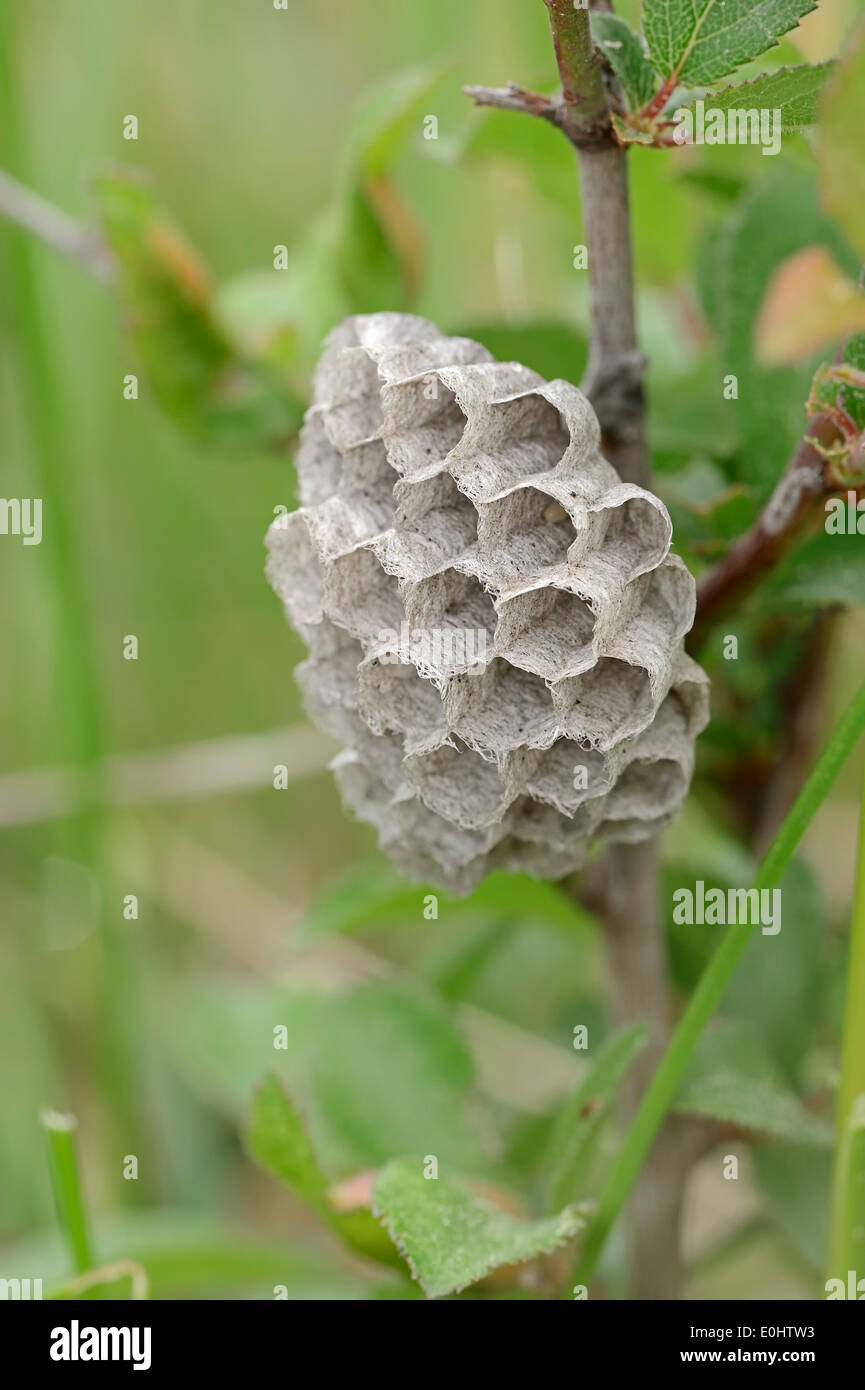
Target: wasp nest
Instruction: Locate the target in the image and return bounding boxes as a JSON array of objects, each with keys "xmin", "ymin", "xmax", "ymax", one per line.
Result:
[{"xmin": 266, "ymin": 313, "xmax": 709, "ymax": 893}]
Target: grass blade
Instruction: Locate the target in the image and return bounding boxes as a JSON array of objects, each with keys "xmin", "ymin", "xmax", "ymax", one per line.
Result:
[
  {"xmin": 41, "ymin": 1110, "xmax": 94, "ymax": 1275},
  {"xmin": 826, "ymin": 753, "xmax": 865, "ymax": 1284},
  {"xmin": 570, "ymin": 676, "xmax": 865, "ymax": 1293}
]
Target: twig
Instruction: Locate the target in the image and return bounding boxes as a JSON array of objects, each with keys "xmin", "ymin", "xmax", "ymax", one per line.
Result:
[
  {"xmin": 0, "ymin": 167, "xmax": 113, "ymax": 280},
  {"xmin": 468, "ymin": 0, "xmax": 678, "ymax": 1299},
  {"xmin": 463, "ymin": 83, "xmax": 560, "ymax": 124},
  {"xmin": 689, "ymin": 413, "xmax": 841, "ymax": 653},
  {"xmin": 542, "ymin": 0, "xmax": 672, "ymax": 1301},
  {"xmin": 0, "ymin": 723, "xmax": 336, "ymax": 827}
]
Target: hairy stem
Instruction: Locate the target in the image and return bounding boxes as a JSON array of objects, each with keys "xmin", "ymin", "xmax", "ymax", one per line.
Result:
[
  {"xmin": 533, "ymin": 1, "xmax": 678, "ymax": 1298},
  {"xmin": 579, "ymin": 843, "xmax": 693, "ymax": 1297},
  {"xmin": 575, "ymin": 145, "xmax": 648, "ymax": 488}
]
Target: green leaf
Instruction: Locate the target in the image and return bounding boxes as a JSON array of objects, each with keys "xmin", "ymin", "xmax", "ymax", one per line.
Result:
[
  {"xmin": 840, "ymin": 331, "xmax": 865, "ymax": 432},
  {"xmin": 753, "ymin": 1143, "xmax": 830, "ymax": 1271},
  {"xmin": 334, "ymin": 179, "xmax": 420, "ymax": 313},
  {"xmin": 337, "ymin": 62, "xmax": 447, "ymax": 184},
  {"xmin": 247, "ymin": 1075, "xmax": 401, "ymax": 1268},
  {"xmin": 455, "ymin": 321, "xmax": 587, "ymax": 387},
  {"xmin": 210, "ymin": 64, "xmax": 440, "ymax": 374},
  {"xmin": 700, "ymin": 169, "xmax": 856, "ymax": 498},
  {"xmin": 769, "ymin": 531, "xmax": 865, "ymax": 608},
  {"xmin": 685, "ymin": 63, "xmax": 834, "ymax": 131},
  {"xmin": 541, "ymin": 1024, "xmax": 650, "ymax": 1213},
  {"xmin": 247, "ymin": 1074, "xmax": 330, "ymax": 1215},
  {"xmin": 91, "ymin": 171, "xmax": 303, "ymax": 448},
  {"xmin": 157, "ymin": 979, "xmax": 323, "ymax": 1118},
  {"xmin": 674, "ymin": 1021, "xmax": 832, "ymax": 1146},
  {"xmin": 295, "ymin": 863, "xmax": 589, "ymax": 945},
  {"xmin": 591, "ymin": 13, "xmax": 657, "ymax": 112},
  {"xmin": 328, "ymin": 64, "xmax": 442, "ymax": 314},
  {"xmin": 373, "ymin": 1158, "xmax": 585, "ymax": 1298},
  {"xmin": 644, "ymin": 0, "xmax": 817, "ymax": 88},
  {"xmin": 820, "ymin": 20, "xmax": 865, "ymax": 260},
  {"xmin": 722, "ymin": 861, "xmax": 824, "ymax": 1081},
  {"xmin": 305, "ymin": 984, "xmax": 481, "ymax": 1172}
]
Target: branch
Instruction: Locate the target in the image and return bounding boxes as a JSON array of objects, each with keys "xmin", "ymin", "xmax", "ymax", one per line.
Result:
[
  {"xmin": 471, "ymin": 0, "xmax": 678, "ymax": 1298},
  {"xmin": 544, "ymin": 0, "xmax": 610, "ymax": 139},
  {"xmin": 0, "ymin": 168, "xmax": 113, "ymax": 280},
  {"xmin": 463, "ymin": 82, "xmax": 560, "ymax": 122},
  {"xmin": 689, "ymin": 412, "xmax": 842, "ymax": 653}
]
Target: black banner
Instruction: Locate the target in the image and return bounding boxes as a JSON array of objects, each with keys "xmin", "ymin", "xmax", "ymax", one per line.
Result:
[{"xmin": 2, "ymin": 1299, "xmax": 861, "ymax": 1375}]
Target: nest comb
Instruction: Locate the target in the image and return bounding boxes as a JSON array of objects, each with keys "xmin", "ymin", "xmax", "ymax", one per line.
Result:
[{"xmin": 266, "ymin": 313, "xmax": 709, "ymax": 894}]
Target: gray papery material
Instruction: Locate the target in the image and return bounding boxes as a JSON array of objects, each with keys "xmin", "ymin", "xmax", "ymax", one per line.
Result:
[{"xmin": 267, "ymin": 313, "xmax": 709, "ymax": 893}]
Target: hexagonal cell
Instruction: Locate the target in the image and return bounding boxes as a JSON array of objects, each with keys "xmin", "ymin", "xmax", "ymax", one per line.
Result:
[
  {"xmin": 322, "ymin": 545, "xmax": 405, "ymax": 644},
  {"xmin": 315, "ymin": 313, "xmax": 440, "ymax": 385},
  {"xmin": 380, "ymin": 377, "xmax": 469, "ymax": 477},
  {"xmin": 265, "ymin": 510, "xmax": 325, "ymax": 627},
  {"xmin": 495, "ymin": 584, "xmax": 596, "ymax": 681},
  {"xmin": 487, "ymin": 832, "xmax": 591, "ymax": 882},
  {"xmin": 339, "ymin": 437, "xmax": 399, "ymax": 497},
  {"xmin": 523, "ymin": 738, "xmax": 610, "ymax": 816},
  {"xmin": 377, "ymin": 471, "xmax": 478, "ymax": 580},
  {"xmin": 296, "ymin": 618, "xmax": 363, "ymax": 709},
  {"xmin": 449, "ymin": 391, "xmax": 571, "ymax": 501},
  {"xmin": 305, "ymin": 480, "xmax": 393, "ymax": 563},
  {"xmin": 346, "ymin": 724, "xmax": 408, "ymax": 796},
  {"xmin": 596, "ymin": 811, "xmax": 672, "ymax": 846},
  {"xmin": 507, "ymin": 795, "xmax": 603, "ymax": 853},
  {"xmin": 356, "ymin": 650, "xmax": 447, "ymax": 748},
  {"xmin": 670, "ymin": 654, "xmax": 711, "ymax": 738},
  {"xmin": 602, "ymin": 559, "xmax": 696, "ymax": 698},
  {"xmin": 603, "ymin": 756, "xmax": 686, "ymax": 822},
  {"xmin": 475, "ymin": 485, "xmax": 578, "ymax": 591},
  {"xmin": 403, "ymin": 738, "xmax": 513, "ymax": 830},
  {"xmin": 554, "ymin": 657, "xmax": 655, "ymax": 750},
  {"xmin": 403, "ymin": 570, "xmax": 496, "ymax": 678},
  {"xmin": 446, "ymin": 659, "xmax": 557, "ymax": 758},
  {"xmin": 393, "ymin": 794, "xmax": 509, "ymax": 873},
  {"xmin": 642, "ymin": 555, "xmax": 696, "ymax": 642},
  {"xmin": 314, "ymin": 346, "xmax": 385, "ymax": 452},
  {"xmin": 588, "ymin": 489, "xmax": 672, "ymax": 582},
  {"xmin": 330, "ymin": 748, "xmax": 398, "ymax": 842},
  {"xmin": 295, "ymin": 410, "xmax": 344, "ymax": 508}
]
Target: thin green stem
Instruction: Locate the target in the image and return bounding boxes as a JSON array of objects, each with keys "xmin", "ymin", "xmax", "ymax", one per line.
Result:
[
  {"xmin": 569, "ymin": 676, "xmax": 865, "ymax": 1293},
  {"xmin": 826, "ymin": 753, "xmax": 865, "ymax": 1282},
  {"xmin": 0, "ymin": 3, "xmax": 104, "ymax": 799},
  {"xmin": 0, "ymin": 3, "xmax": 148, "ymax": 1197},
  {"xmin": 41, "ymin": 1110, "xmax": 94, "ymax": 1275},
  {"xmin": 543, "ymin": 0, "xmax": 607, "ymax": 122}
]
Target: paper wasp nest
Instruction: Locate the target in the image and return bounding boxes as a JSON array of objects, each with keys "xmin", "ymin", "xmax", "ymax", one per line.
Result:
[{"xmin": 267, "ymin": 313, "xmax": 709, "ymax": 893}]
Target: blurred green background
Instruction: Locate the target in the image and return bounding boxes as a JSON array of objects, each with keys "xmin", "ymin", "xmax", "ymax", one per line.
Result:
[{"xmin": 2, "ymin": 0, "xmax": 865, "ymax": 1300}]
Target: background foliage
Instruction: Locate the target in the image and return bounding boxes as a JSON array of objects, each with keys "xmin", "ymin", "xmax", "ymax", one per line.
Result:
[{"xmin": 1, "ymin": 0, "xmax": 865, "ymax": 1300}]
